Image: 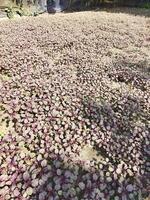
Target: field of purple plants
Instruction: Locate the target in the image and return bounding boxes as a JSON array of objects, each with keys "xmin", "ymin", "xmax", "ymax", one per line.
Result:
[{"xmin": 0, "ymin": 10, "xmax": 150, "ymax": 200}]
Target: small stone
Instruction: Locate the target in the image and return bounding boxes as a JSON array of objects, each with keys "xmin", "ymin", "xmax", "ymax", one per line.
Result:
[
  {"xmin": 99, "ymin": 192, "xmax": 104, "ymax": 198},
  {"xmin": 65, "ymin": 170, "xmax": 72, "ymax": 178},
  {"xmin": 54, "ymin": 125, "xmax": 59, "ymax": 130},
  {"xmin": 93, "ymin": 173, "xmax": 98, "ymax": 181},
  {"xmin": 106, "ymin": 176, "xmax": 112, "ymax": 182},
  {"xmin": 119, "ymin": 175, "xmax": 124, "ymax": 183},
  {"xmin": 39, "ymin": 149, "xmax": 45, "ymax": 154},
  {"xmin": 14, "ymin": 188, "xmax": 20, "ymax": 197},
  {"xmin": 126, "ymin": 184, "xmax": 134, "ymax": 192},
  {"xmin": 109, "ymin": 166, "xmax": 114, "ymax": 172},
  {"xmin": 114, "ymin": 196, "xmax": 119, "ymax": 200},
  {"xmin": 118, "ymin": 187, "xmax": 122, "ymax": 193},
  {"xmin": 39, "ymin": 191, "xmax": 47, "ymax": 200},
  {"xmin": 5, "ymin": 194, "xmax": 11, "ymax": 200},
  {"xmin": 127, "ymin": 169, "xmax": 133, "ymax": 176},
  {"xmin": 26, "ymin": 187, "xmax": 33, "ymax": 196},
  {"xmin": 100, "ymin": 183, "xmax": 106, "ymax": 190},
  {"xmin": 41, "ymin": 159, "xmax": 47, "ymax": 167},
  {"xmin": 116, "ymin": 167, "xmax": 122, "ymax": 174},
  {"xmin": 55, "ymin": 184, "xmax": 61, "ymax": 190},
  {"xmin": 129, "ymin": 193, "xmax": 134, "ymax": 199},
  {"xmin": 47, "ymin": 183, "xmax": 52, "ymax": 191},
  {"xmin": 19, "ymin": 141, "xmax": 25, "ymax": 147},
  {"xmin": 52, "ymin": 110, "xmax": 59, "ymax": 117},
  {"xmin": 57, "ymin": 169, "xmax": 62, "ymax": 176},
  {"xmin": 45, "ymin": 106, "xmax": 49, "ymax": 111},
  {"xmin": 114, "ymin": 173, "xmax": 118, "ymax": 180},
  {"xmin": 79, "ymin": 182, "xmax": 85, "ymax": 190},
  {"xmin": 37, "ymin": 154, "xmax": 43, "ymax": 161},
  {"xmin": 72, "ymin": 122, "xmax": 76, "ymax": 129},
  {"xmin": 23, "ymin": 171, "xmax": 30, "ymax": 181},
  {"xmin": 20, "ymin": 152, "xmax": 26, "ymax": 159},
  {"xmin": 58, "ymin": 190, "xmax": 62, "ymax": 196},
  {"xmin": 122, "ymin": 194, "xmax": 128, "ymax": 200},
  {"xmin": 133, "ymin": 166, "xmax": 138, "ymax": 171},
  {"xmin": 31, "ymin": 179, "xmax": 39, "ymax": 187}
]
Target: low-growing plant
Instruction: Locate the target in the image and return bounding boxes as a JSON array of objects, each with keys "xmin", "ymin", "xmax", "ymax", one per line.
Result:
[
  {"xmin": 19, "ymin": 7, "xmax": 32, "ymax": 16},
  {"xmin": 142, "ymin": 2, "xmax": 150, "ymax": 9},
  {"xmin": 5, "ymin": 7, "xmax": 14, "ymax": 18},
  {"xmin": 14, "ymin": 8, "xmax": 24, "ymax": 16},
  {"xmin": 0, "ymin": 131, "xmax": 5, "ymax": 138}
]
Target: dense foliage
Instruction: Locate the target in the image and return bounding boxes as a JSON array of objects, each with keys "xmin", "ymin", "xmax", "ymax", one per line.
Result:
[{"xmin": 1, "ymin": 0, "xmax": 150, "ymax": 10}]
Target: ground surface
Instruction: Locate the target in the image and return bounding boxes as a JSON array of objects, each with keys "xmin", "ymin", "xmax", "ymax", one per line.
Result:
[{"xmin": 0, "ymin": 10, "xmax": 150, "ymax": 200}]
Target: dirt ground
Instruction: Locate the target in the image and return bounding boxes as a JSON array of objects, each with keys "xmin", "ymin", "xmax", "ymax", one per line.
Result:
[{"xmin": 0, "ymin": 9, "xmax": 150, "ymax": 200}]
